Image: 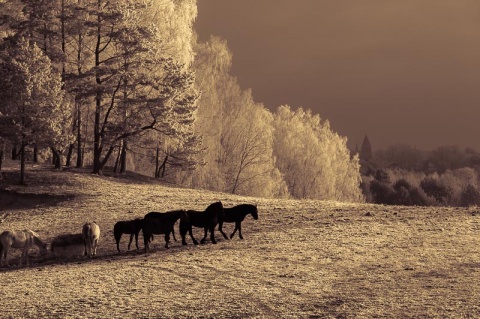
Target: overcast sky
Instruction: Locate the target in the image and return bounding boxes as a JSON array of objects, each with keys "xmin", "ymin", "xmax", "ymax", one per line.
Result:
[{"xmin": 194, "ymin": 1, "xmax": 480, "ymax": 151}]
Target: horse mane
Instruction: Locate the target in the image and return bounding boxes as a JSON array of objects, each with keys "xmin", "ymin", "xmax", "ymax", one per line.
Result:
[{"xmin": 206, "ymin": 201, "xmax": 222, "ymax": 211}]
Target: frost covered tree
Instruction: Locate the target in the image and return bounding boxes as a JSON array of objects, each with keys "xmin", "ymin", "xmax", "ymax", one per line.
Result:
[
  {"xmin": 273, "ymin": 105, "xmax": 363, "ymax": 202},
  {"xmin": 0, "ymin": 39, "xmax": 72, "ymax": 183},
  {"xmin": 1, "ymin": 0, "xmax": 200, "ymax": 175},
  {"xmin": 184, "ymin": 36, "xmax": 287, "ymax": 197}
]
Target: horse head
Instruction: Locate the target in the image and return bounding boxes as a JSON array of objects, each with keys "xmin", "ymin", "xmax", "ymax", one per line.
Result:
[{"xmin": 251, "ymin": 205, "xmax": 259, "ymax": 220}]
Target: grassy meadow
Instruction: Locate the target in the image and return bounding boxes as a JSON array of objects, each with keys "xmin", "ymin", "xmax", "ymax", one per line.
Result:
[{"xmin": 0, "ymin": 161, "xmax": 479, "ymax": 318}]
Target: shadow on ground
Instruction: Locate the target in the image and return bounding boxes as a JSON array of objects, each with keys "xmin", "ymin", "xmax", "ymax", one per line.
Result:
[{"xmin": 0, "ymin": 189, "xmax": 75, "ymax": 211}]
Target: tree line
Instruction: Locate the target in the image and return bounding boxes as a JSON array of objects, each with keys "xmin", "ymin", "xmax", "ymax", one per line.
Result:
[
  {"xmin": 0, "ymin": 0, "xmax": 363, "ymax": 202},
  {"xmin": 359, "ymin": 142, "xmax": 480, "ymax": 206}
]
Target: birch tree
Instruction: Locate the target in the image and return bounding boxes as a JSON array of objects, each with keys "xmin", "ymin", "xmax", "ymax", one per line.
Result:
[
  {"xmin": 186, "ymin": 36, "xmax": 287, "ymax": 197},
  {"xmin": 273, "ymin": 105, "xmax": 363, "ymax": 202}
]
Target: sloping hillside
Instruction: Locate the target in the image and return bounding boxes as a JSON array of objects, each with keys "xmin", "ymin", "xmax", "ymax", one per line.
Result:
[{"xmin": 0, "ymin": 162, "xmax": 479, "ymax": 318}]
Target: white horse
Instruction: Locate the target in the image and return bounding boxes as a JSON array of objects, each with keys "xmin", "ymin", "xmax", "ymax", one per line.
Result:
[
  {"xmin": 82, "ymin": 222, "xmax": 100, "ymax": 257},
  {"xmin": 0, "ymin": 230, "xmax": 47, "ymax": 267}
]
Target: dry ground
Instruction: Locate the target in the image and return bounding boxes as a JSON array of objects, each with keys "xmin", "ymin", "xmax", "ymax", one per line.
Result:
[{"xmin": 0, "ymin": 162, "xmax": 479, "ymax": 318}]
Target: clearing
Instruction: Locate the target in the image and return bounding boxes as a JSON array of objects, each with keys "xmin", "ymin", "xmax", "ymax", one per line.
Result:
[{"xmin": 0, "ymin": 162, "xmax": 479, "ymax": 318}]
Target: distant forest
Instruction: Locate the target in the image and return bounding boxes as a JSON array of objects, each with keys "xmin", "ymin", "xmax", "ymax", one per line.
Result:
[
  {"xmin": 356, "ymin": 136, "xmax": 480, "ymax": 207},
  {"xmin": 0, "ymin": 0, "xmax": 363, "ymax": 202}
]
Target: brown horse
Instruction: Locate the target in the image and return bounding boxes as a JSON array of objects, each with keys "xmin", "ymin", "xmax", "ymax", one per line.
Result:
[{"xmin": 0, "ymin": 230, "xmax": 47, "ymax": 267}]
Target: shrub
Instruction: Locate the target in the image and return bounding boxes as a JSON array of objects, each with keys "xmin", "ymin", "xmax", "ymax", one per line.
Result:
[
  {"xmin": 393, "ymin": 178, "xmax": 412, "ymax": 192},
  {"xmin": 460, "ymin": 184, "xmax": 480, "ymax": 207},
  {"xmin": 370, "ymin": 179, "xmax": 394, "ymax": 204},
  {"xmin": 374, "ymin": 169, "xmax": 390, "ymax": 184},
  {"xmin": 407, "ymin": 187, "xmax": 432, "ymax": 206},
  {"xmin": 420, "ymin": 177, "xmax": 450, "ymax": 205}
]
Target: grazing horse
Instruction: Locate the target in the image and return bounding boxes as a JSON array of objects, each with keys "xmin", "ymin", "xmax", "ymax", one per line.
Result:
[
  {"xmin": 0, "ymin": 230, "xmax": 47, "ymax": 267},
  {"xmin": 82, "ymin": 222, "xmax": 100, "ymax": 257},
  {"xmin": 113, "ymin": 218, "xmax": 144, "ymax": 252},
  {"xmin": 180, "ymin": 201, "xmax": 224, "ymax": 245},
  {"xmin": 219, "ymin": 204, "xmax": 258, "ymax": 240},
  {"xmin": 142, "ymin": 210, "xmax": 189, "ymax": 253}
]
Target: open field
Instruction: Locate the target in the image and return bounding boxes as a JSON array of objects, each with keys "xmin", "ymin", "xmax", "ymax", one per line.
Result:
[{"xmin": 1, "ymin": 162, "xmax": 480, "ymax": 318}]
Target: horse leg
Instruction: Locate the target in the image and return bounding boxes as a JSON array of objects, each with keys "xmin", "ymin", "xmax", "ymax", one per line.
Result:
[
  {"xmin": 3, "ymin": 246, "xmax": 9, "ymax": 267},
  {"xmin": 128, "ymin": 233, "xmax": 134, "ymax": 251},
  {"xmin": 238, "ymin": 222, "xmax": 243, "ymax": 240},
  {"xmin": 164, "ymin": 233, "xmax": 170, "ymax": 249},
  {"xmin": 172, "ymin": 228, "xmax": 177, "ymax": 242},
  {"xmin": 200, "ymin": 227, "xmax": 208, "ymax": 244},
  {"xmin": 25, "ymin": 248, "xmax": 30, "ymax": 266},
  {"xmin": 180, "ymin": 222, "xmax": 188, "ymax": 245},
  {"xmin": 210, "ymin": 226, "xmax": 217, "ymax": 244},
  {"xmin": 20, "ymin": 246, "xmax": 28, "ymax": 267},
  {"xmin": 115, "ymin": 232, "xmax": 122, "ymax": 252},
  {"xmin": 230, "ymin": 222, "xmax": 239, "ymax": 239},
  {"xmin": 93, "ymin": 238, "xmax": 98, "ymax": 256},
  {"xmin": 0, "ymin": 246, "xmax": 4, "ymax": 267},
  {"xmin": 218, "ymin": 221, "xmax": 229, "ymax": 240},
  {"xmin": 143, "ymin": 231, "xmax": 150, "ymax": 253},
  {"xmin": 83, "ymin": 239, "xmax": 88, "ymax": 256},
  {"xmin": 189, "ymin": 226, "xmax": 198, "ymax": 245},
  {"xmin": 134, "ymin": 231, "xmax": 139, "ymax": 250}
]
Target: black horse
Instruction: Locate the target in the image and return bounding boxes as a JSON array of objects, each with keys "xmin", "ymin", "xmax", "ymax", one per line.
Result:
[
  {"xmin": 180, "ymin": 201, "xmax": 224, "ymax": 245},
  {"xmin": 144, "ymin": 211, "xmax": 181, "ymax": 242},
  {"xmin": 113, "ymin": 218, "xmax": 144, "ymax": 252},
  {"xmin": 142, "ymin": 210, "xmax": 189, "ymax": 253},
  {"xmin": 218, "ymin": 204, "xmax": 258, "ymax": 240}
]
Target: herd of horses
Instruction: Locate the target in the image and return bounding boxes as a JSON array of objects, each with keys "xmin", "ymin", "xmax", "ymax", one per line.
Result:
[{"xmin": 0, "ymin": 202, "xmax": 258, "ymax": 267}]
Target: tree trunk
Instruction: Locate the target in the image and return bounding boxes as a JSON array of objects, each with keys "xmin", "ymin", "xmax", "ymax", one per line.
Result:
[
  {"xmin": 33, "ymin": 144, "xmax": 38, "ymax": 163},
  {"xmin": 113, "ymin": 143, "xmax": 121, "ymax": 173},
  {"xmin": 92, "ymin": 0, "xmax": 102, "ymax": 175},
  {"xmin": 51, "ymin": 148, "xmax": 62, "ymax": 169},
  {"xmin": 55, "ymin": 153, "xmax": 61, "ymax": 169},
  {"xmin": 20, "ymin": 140, "xmax": 26, "ymax": 185},
  {"xmin": 93, "ymin": 104, "xmax": 102, "ymax": 174},
  {"xmin": 55, "ymin": 152, "xmax": 62, "ymax": 169},
  {"xmin": 0, "ymin": 146, "xmax": 4, "ymax": 176},
  {"xmin": 66, "ymin": 143, "xmax": 74, "ymax": 166},
  {"xmin": 76, "ymin": 102, "xmax": 83, "ymax": 168},
  {"xmin": 156, "ymin": 155, "xmax": 168, "ymax": 179},
  {"xmin": 12, "ymin": 144, "xmax": 17, "ymax": 160},
  {"xmin": 52, "ymin": 147, "xmax": 57, "ymax": 165},
  {"xmin": 155, "ymin": 147, "xmax": 160, "ymax": 178},
  {"xmin": 119, "ymin": 139, "xmax": 127, "ymax": 174}
]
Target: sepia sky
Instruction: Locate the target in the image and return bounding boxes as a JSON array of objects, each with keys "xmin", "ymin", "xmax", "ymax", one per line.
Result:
[{"xmin": 194, "ymin": 0, "xmax": 480, "ymax": 151}]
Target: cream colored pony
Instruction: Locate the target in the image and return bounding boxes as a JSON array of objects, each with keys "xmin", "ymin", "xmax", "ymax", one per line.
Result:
[
  {"xmin": 82, "ymin": 222, "xmax": 100, "ymax": 257},
  {"xmin": 0, "ymin": 230, "xmax": 47, "ymax": 267}
]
